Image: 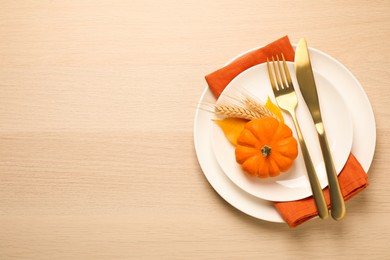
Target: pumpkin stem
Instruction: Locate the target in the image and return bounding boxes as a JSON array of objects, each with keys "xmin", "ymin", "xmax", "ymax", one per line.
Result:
[{"xmin": 261, "ymin": 145, "xmax": 272, "ymax": 157}]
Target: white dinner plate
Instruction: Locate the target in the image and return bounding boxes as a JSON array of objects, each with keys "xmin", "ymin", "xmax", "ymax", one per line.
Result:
[
  {"xmin": 212, "ymin": 62, "xmax": 353, "ymax": 201},
  {"xmin": 193, "ymin": 45, "xmax": 376, "ymax": 223}
]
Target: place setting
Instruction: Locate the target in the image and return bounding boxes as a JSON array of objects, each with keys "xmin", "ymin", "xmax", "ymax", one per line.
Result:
[{"xmin": 194, "ymin": 36, "xmax": 376, "ymax": 227}]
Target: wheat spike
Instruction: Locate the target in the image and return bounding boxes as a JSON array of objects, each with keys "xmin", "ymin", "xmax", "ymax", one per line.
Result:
[{"xmin": 214, "ymin": 105, "xmax": 262, "ymax": 120}]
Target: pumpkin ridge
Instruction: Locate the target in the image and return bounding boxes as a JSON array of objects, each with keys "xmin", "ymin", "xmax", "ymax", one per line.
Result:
[
  {"xmin": 275, "ymin": 137, "xmax": 298, "ymax": 157},
  {"xmin": 246, "ymin": 119, "xmax": 266, "ymax": 147},
  {"xmin": 262, "ymin": 117, "xmax": 280, "ymax": 144},
  {"xmin": 235, "ymin": 145, "xmax": 261, "ymax": 163},
  {"xmin": 237, "ymin": 128, "xmax": 261, "ymax": 148},
  {"xmin": 271, "ymin": 151, "xmax": 291, "ymax": 169},
  {"xmin": 272, "ymin": 122, "xmax": 291, "ymax": 143},
  {"xmin": 268, "ymin": 159, "xmax": 281, "ymax": 177}
]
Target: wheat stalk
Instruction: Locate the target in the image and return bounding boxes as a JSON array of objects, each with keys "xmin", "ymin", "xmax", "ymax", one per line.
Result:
[{"xmin": 214, "ymin": 105, "xmax": 262, "ymax": 120}]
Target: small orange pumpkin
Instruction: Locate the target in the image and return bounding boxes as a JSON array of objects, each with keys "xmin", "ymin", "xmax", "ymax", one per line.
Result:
[{"xmin": 235, "ymin": 117, "xmax": 298, "ymax": 178}]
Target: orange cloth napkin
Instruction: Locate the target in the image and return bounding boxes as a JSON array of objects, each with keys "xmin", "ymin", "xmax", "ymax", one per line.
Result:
[{"xmin": 205, "ymin": 35, "xmax": 369, "ymax": 227}]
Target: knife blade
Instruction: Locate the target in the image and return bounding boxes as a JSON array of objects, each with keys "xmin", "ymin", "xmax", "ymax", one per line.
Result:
[{"xmin": 295, "ymin": 38, "xmax": 346, "ymax": 220}]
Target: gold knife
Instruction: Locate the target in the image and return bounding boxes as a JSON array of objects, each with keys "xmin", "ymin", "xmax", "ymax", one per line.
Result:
[{"xmin": 295, "ymin": 38, "xmax": 346, "ymax": 220}]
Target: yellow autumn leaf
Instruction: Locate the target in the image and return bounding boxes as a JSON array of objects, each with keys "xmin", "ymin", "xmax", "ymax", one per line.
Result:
[
  {"xmin": 265, "ymin": 97, "xmax": 284, "ymax": 124},
  {"xmin": 213, "ymin": 118, "xmax": 248, "ymax": 146}
]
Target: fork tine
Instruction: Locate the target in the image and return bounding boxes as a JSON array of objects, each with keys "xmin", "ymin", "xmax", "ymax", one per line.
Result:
[
  {"xmin": 276, "ymin": 55, "xmax": 288, "ymax": 89},
  {"xmin": 271, "ymin": 56, "xmax": 283, "ymax": 90},
  {"xmin": 266, "ymin": 58, "xmax": 277, "ymax": 91},
  {"xmin": 281, "ymin": 53, "xmax": 293, "ymax": 88}
]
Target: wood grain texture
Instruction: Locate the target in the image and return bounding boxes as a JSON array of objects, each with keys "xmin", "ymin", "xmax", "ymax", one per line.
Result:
[{"xmin": 1, "ymin": 0, "xmax": 390, "ymax": 259}]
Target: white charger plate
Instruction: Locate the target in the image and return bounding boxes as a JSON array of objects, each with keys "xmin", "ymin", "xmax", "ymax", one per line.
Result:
[
  {"xmin": 194, "ymin": 46, "xmax": 376, "ymax": 223},
  {"xmin": 212, "ymin": 62, "xmax": 353, "ymax": 201}
]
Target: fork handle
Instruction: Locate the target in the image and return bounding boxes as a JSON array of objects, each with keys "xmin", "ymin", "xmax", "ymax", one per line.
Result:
[
  {"xmin": 315, "ymin": 122, "xmax": 346, "ymax": 220},
  {"xmin": 291, "ymin": 113, "xmax": 329, "ymax": 219}
]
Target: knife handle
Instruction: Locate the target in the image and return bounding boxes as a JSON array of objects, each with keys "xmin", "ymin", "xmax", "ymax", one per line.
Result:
[
  {"xmin": 291, "ymin": 114, "xmax": 329, "ymax": 219},
  {"xmin": 315, "ymin": 122, "xmax": 346, "ymax": 220}
]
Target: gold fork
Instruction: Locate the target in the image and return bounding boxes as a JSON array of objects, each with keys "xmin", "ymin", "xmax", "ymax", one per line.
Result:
[{"xmin": 267, "ymin": 54, "xmax": 329, "ymax": 219}]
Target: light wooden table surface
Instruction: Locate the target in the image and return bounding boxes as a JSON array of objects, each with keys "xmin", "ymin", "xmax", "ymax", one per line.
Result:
[{"xmin": 1, "ymin": 1, "xmax": 389, "ymax": 259}]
